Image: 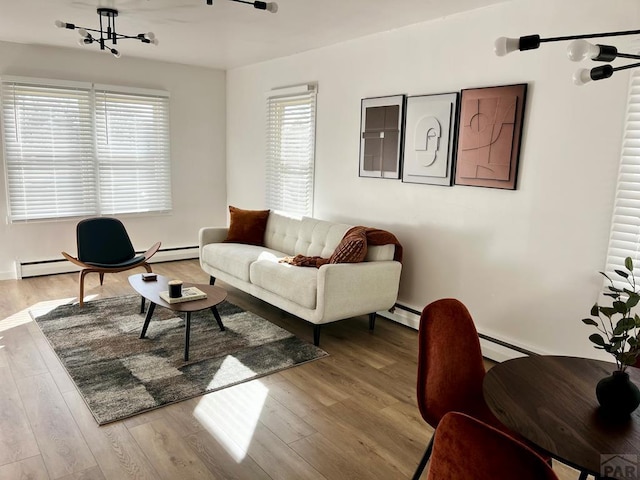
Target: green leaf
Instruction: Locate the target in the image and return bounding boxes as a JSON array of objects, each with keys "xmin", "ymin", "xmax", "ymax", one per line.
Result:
[
  {"xmin": 616, "ymin": 269, "xmax": 630, "ymax": 279},
  {"xmin": 599, "ymin": 306, "xmax": 617, "ymax": 318},
  {"xmin": 626, "ymin": 257, "xmax": 634, "ymax": 271},
  {"xmin": 617, "ymin": 317, "xmax": 636, "ymax": 330},
  {"xmin": 610, "ymin": 340, "xmax": 625, "ymax": 352},
  {"xmin": 629, "ymin": 337, "xmax": 638, "ymax": 346},
  {"xmin": 605, "ymin": 344, "xmax": 621, "ymax": 353},
  {"xmin": 608, "ymin": 286, "xmax": 623, "ymax": 293},
  {"xmin": 591, "ymin": 304, "xmax": 600, "ymax": 316},
  {"xmin": 604, "ymin": 293, "xmax": 619, "ymax": 299},
  {"xmin": 601, "ymin": 271, "xmax": 613, "ymax": 282},
  {"xmin": 628, "ymin": 294, "xmax": 640, "ymax": 309},
  {"xmin": 582, "ymin": 318, "xmax": 599, "ymax": 326},
  {"xmin": 614, "ymin": 301, "xmax": 628, "ymax": 314},
  {"xmin": 621, "ymin": 351, "xmax": 639, "ymax": 366},
  {"xmin": 589, "ymin": 333, "xmax": 607, "ymax": 347}
]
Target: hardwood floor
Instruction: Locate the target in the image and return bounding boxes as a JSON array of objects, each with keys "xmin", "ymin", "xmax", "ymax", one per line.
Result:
[{"xmin": 0, "ymin": 259, "xmax": 580, "ymax": 479}]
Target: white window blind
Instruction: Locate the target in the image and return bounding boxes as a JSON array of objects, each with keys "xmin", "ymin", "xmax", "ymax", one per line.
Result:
[
  {"xmin": 1, "ymin": 77, "xmax": 171, "ymax": 222},
  {"xmin": 605, "ymin": 69, "xmax": 640, "ymax": 285},
  {"xmin": 266, "ymin": 84, "xmax": 317, "ymax": 217},
  {"xmin": 95, "ymin": 88, "xmax": 171, "ymax": 214},
  {"xmin": 1, "ymin": 81, "xmax": 96, "ymax": 221}
]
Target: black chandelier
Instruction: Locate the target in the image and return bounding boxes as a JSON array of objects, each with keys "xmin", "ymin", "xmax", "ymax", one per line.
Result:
[
  {"xmin": 206, "ymin": 0, "xmax": 278, "ymax": 13},
  {"xmin": 494, "ymin": 28, "xmax": 640, "ymax": 85},
  {"xmin": 55, "ymin": 8, "xmax": 157, "ymax": 58}
]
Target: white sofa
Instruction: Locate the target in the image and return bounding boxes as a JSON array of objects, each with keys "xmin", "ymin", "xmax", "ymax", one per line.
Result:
[{"xmin": 199, "ymin": 212, "xmax": 402, "ymax": 345}]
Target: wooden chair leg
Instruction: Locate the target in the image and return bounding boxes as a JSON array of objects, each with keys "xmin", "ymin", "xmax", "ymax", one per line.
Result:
[
  {"xmin": 412, "ymin": 436, "xmax": 434, "ymax": 480},
  {"xmin": 143, "ymin": 263, "xmax": 152, "ymax": 273},
  {"xmin": 99, "ymin": 272, "xmax": 105, "ymax": 285},
  {"xmin": 78, "ymin": 269, "xmax": 89, "ymax": 307},
  {"xmin": 313, "ymin": 325, "xmax": 321, "ymax": 346}
]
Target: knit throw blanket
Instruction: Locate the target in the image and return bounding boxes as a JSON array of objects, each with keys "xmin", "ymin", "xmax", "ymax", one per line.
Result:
[{"xmin": 280, "ymin": 227, "xmax": 403, "ymax": 268}]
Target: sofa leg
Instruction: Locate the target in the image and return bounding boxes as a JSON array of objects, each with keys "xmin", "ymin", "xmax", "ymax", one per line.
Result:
[
  {"xmin": 209, "ymin": 276, "xmax": 216, "ymax": 285},
  {"xmin": 313, "ymin": 325, "xmax": 321, "ymax": 346},
  {"xmin": 369, "ymin": 312, "xmax": 377, "ymax": 331}
]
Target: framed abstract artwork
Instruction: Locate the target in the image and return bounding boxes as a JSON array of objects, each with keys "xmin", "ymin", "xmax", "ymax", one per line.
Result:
[
  {"xmin": 359, "ymin": 95, "xmax": 405, "ymax": 179},
  {"xmin": 454, "ymin": 84, "xmax": 527, "ymax": 190},
  {"xmin": 402, "ymin": 92, "xmax": 459, "ymax": 186}
]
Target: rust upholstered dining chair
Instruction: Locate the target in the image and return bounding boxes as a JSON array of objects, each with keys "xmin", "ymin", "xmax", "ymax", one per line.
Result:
[
  {"xmin": 412, "ymin": 298, "xmax": 550, "ymax": 479},
  {"xmin": 62, "ymin": 217, "xmax": 161, "ymax": 307},
  {"xmin": 425, "ymin": 412, "xmax": 559, "ymax": 480}
]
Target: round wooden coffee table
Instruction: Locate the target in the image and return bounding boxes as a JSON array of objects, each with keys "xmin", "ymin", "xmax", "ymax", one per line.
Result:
[{"xmin": 128, "ymin": 274, "xmax": 227, "ymax": 361}]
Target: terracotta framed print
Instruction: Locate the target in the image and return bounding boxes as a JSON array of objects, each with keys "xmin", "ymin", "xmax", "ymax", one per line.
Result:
[
  {"xmin": 359, "ymin": 94, "xmax": 405, "ymax": 179},
  {"xmin": 454, "ymin": 84, "xmax": 527, "ymax": 190},
  {"xmin": 402, "ymin": 92, "xmax": 459, "ymax": 186}
]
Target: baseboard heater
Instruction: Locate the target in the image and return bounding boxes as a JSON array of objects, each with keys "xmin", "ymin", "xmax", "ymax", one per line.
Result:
[
  {"xmin": 378, "ymin": 302, "xmax": 539, "ymax": 362},
  {"xmin": 15, "ymin": 246, "xmax": 199, "ymax": 279}
]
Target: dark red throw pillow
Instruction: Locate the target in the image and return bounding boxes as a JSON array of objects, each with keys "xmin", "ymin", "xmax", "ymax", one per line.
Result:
[
  {"xmin": 329, "ymin": 227, "xmax": 367, "ymax": 264},
  {"xmin": 224, "ymin": 206, "xmax": 270, "ymax": 246}
]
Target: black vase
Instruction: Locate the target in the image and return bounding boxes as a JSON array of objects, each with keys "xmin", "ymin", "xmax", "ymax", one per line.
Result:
[{"xmin": 596, "ymin": 370, "xmax": 640, "ymax": 416}]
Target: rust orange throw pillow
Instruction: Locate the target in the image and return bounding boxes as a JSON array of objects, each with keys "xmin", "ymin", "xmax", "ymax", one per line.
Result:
[
  {"xmin": 224, "ymin": 206, "xmax": 270, "ymax": 246},
  {"xmin": 329, "ymin": 227, "xmax": 367, "ymax": 264}
]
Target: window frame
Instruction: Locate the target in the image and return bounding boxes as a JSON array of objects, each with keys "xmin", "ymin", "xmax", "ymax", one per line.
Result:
[
  {"xmin": 0, "ymin": 76, "xmax": 171, "ymax": 223},
  {"xmin": 604, "ymin": 69, "xmax": 640, "ymax": 288},
  {"xmin": 265, "ymin": 83, "xmax": 317, "ymax": 218}
]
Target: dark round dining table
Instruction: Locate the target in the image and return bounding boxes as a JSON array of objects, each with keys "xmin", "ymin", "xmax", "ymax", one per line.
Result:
[{"xmin": 483, "ymin": 355, "xmax": 640, "ymax": 479}]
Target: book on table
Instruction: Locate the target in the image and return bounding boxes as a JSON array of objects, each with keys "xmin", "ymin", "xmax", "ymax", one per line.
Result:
[{"xmin": 159, "ymin": 287, "xmax": 207, "ymax": 304}]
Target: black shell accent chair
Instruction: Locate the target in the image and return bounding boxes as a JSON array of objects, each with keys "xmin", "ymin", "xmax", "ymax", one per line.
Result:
[{"xmin": 62, "ymin": 217, "xmax": 161, "ymax": 306}]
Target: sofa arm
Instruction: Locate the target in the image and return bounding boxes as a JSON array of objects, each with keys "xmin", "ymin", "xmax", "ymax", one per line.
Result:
[
  {"xmin": 199, "ymin": 227, "xmax": 228, "ymax": 256},
  {"xmin": 316, "ymin": 261, "xmax": 402, "ymax": 323}
]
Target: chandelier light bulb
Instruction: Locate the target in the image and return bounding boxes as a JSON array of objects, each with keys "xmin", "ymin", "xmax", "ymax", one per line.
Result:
[
  {"xmin": 573, "ymin": 68, "xmax": 592, "ymax": 85},
  {"xmin": 151, "ymin": 38, "xmax": 159, "ymax": 46},
  {"xmin": 78, "ymin": 28, "xmax": 88, "ymax": 38},
  {"xmin": 266, "ymin": 2, "xmax": 278, "ymax": 13},
  {"xmin": 146, "ymin": 32, "xmax": 155, "ymax": 41},
  {"xmin": 55, "ymin": 20, "xmax": 65, "ymax": 28},
  {"xmin": 567, "ymin": 40, "xmax": 599, "ymax": 62},
  {"xmin": 494, "ymin": 37, "xmax": 520, "ymax": 57}
]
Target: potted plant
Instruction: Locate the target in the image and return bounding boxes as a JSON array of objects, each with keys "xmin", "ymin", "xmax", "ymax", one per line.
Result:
[{"xmin": 583, "ymin": 257, "xmax": 640, "ymax": 415}]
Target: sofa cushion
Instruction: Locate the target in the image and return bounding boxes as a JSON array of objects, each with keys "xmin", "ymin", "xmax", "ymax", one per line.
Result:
[
  {"xmin": 294, "ymin": 217, "xmax": 351, "ymax": 257},
  {"xmin": 201, "ymin": 243, "xmax": 284, "ymax": 282},
  {"xmin": 264, "ymin": 212, "xmax": 303, "ymax": 255},
  {"xmin": 224, "ymin": 206, "xmax": 270, "ymax": 246},
  {"xmin": 250, "ymin": 257, "xmax": 318, "ymax": 309},
  {"xmin": 329, "ymin": 227, "xmax": 367, "ymax": 264}
]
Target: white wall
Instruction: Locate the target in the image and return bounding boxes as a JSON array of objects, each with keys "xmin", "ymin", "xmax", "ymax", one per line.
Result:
[
  {"xmin": 226, "ymin": 0, "xmax": 640, "ymax": 359},
  {"xmin": 0, "ymin": 41, "xmax": 227, "ymax": 279}
]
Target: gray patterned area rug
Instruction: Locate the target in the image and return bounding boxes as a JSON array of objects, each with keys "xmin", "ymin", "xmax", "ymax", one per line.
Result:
[{"xmin": 32, "ymin": 295, "xmax": 327, "ymax": 425}]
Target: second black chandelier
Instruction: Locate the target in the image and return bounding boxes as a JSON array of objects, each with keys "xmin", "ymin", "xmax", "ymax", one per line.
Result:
[{"xmin": 206, "ymin": 0, "xmax": 278, "ymax": 13}]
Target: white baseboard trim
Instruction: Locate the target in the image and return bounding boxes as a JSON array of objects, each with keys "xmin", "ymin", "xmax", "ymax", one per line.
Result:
[
  {"xmin": 14, "ymin": 246, "xmax": 199, "ymax": 279},
  {"xmin": 378, "ymin": 303, "xmax": 539, "ymax": 362},
  {"xmin": 0, "ymin": 270, "xmax": 15, "ymax": 280}
]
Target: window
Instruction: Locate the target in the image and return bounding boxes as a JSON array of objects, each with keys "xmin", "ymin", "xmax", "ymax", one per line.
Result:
[
  {"xmin": 604, "ymin": 69, "xmax": 640, "ymax": 285},
  {"xmin": 1, "ymin": 77, "xmax": 171, "ymax": 222},
  {"xmin": 266, "ymin": 84, "xmax": 317, "ymax": 217}
]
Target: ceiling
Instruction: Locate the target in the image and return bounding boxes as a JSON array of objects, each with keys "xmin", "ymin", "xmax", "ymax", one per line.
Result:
[{"xmin": 0, "ymin": 0, "xmax": 505, "ymax": 70}]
